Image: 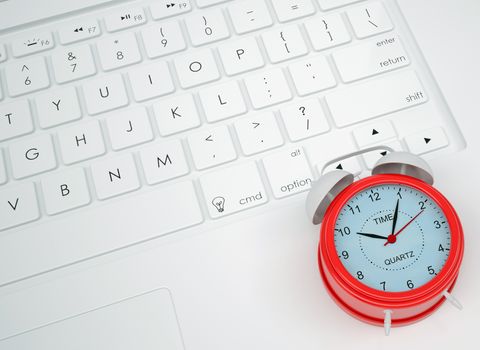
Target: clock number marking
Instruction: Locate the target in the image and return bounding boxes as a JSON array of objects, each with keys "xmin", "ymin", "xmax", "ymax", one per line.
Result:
[
  {"xmin": 418, "ymin": 201, "xmax": 426, "ymax": 210},
  {"xmin": 427, "ymin": 265, "xmax": 436, "ymax": 275},
  {"xmin": 347, "ymin": 204, "xmax": 361, "ymax": 214},
  {"xmin": 396, "ymin": 188, "xmax": 402, "ymax": 199},
  {"xmin": 380, "ymin": 281, "xmax": 386, "ymax": 291},
  {"xmin": 434, "ymin": 220, "xmax": 441, "ymax": 229},
  {"xmin": 341, "ymin": 250, "xmax": 349, "ymax": 259},
  {"xmin": 368, "ymin": 191, "xmax": 381, "ymax": 202},
  {"xmin": 335, "ymin": 226, "xmax": 351, "ymax": 237},
  {"xmin": 356, "ymin": 271, "xmax": 364, "ymax": 280},
  {"xmin": 407, "ymin": 280, "xmax": 414, "ymax": 289},
  {"xmin": 438, "ymin": 244, "xmax": 445, "ymax": 252}
]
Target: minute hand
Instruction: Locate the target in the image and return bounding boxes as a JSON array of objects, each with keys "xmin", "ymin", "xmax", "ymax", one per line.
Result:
[{"xmin": 384, "ymin": 210, "xmax": 424, "ymax": 246}]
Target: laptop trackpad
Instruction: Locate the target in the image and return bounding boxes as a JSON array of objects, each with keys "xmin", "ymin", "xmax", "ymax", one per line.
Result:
[{"xmin": 1, "ymin": 288, "xmax": 184, "ymax": 350}]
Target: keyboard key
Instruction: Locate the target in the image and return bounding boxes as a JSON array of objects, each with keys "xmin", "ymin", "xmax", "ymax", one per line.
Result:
[
  {"xmin": 227, "ymin": 0, "xmax": 273, "ymax": 34},
  {"xmin": 150, "ymin": 0, "xmax": 192, "ymax": 20},
  {"xmin": 325, "ymin": 71, "xmax": 427, "ymax": 127},
  {"xmin": 304, "ymin": 14, "xmax": 351, "ymax": 51},
  {"xmin": 58, "ymin": 19, "xmax": 101, "ymax": 44},
  {"xmin": 174, "ymin": 49, "xmax": 220, "ymax": 88},
  {"xmin": 280, "ymin": 98, "xmax": 330, "ymax": 141},
  {"xmin": 0, "ymin": 183, "xmax": 40, "ymax": 231},
  {"xmin": 97, "ymin": 32, "xmax": 141, "ymax": 71},
  {"xmin": 234, "ymin": 112, "xmax": 284, "ymax": 155},
  {"xmin": 11, "ymin": 31, "xmax": 54, "ymax": 57},
  {"xmin": 9, "ymin": 134, "xmax": 57, "ymax": 179},
  {"xmin": 188, "ymin": 126, "xmax": 237, "ymax": 170},
  {"xmin": 353, "ymin": 120, "xmax": 396, "ymax": 147},
  {"xmin": 0, "ymin": 150, "xmax": 6, "ymax": 184},
  {"xmin": 244, "ymin": 68, "xmax": 292, "ymax": 109},
  {"xmin": 199, "ymin": 80, "xmax": 247, "ymax": 122},
  {"xmin": 141, "ymin": 21, "xmax": 186, "ymax": 58},
  {"xmin": 105, "ymin": 107, "xmax": 153, "ymax": 150},
  {"xmin": 83, "ymin": 74, "xmax": 129, "ymax": 115},
  {"xmin": 333, "ymin": 35, "xmax": 409, "ymax": 82},
  {"xmin": 51, "ymin": 45, "xmax": 96, "ymax": 83},
  {"xmin": 263, "ymin": 147, "xmax": 313, "ymax": 198},
  {"xmin": 128, "ymin": 61, "xmax": 175, "ymax": 102},
  {"xmin": 35, "ymin": 87, "xmax": 82, "ymax": 128},
  {"xmin": 404, "ymin": 127, "xmax": 449, "ymax": 155},
  {"xmin": 363, "ymin": 140, "xmax": 402, "ymax": 169},
  {"xmin": 288, "ymin": 55, "xmax": 336, "ymax": 96},
  {"xmin": 185, "ymin": 9, "xmax": 229, "ymax": 46},
  {"xmin": 0, "ymin": 44, "xmax": 7, "ymax": 62},
  {"xmin": 91, "ymin": 153, "xmax": 140, "ymax": 200},
  {"xmin": 322, "ymin": 156, "xmax": 362, "ymax": 175},
  {"xmin": 262, "ymin": 25, "xmax": 308, "ymax": 63},
  {"xmin": 219, "ymin": 37, "xmax": 265, "ymax": 76},
  {"xmin": 306, "ymin": 129, "xmax": 357, "ymax": 167},
  {"xmin": 140, "ymin": 140, "xmax": 189, "ymax": 185},
  {"xmin": 104, "ymin": 7, "xmax": 146, "ymax": 32},
  {"xmin": 0, "ymin": 99, "xmax": 33, "ymax": 141},
  {"xmin": 42, "ymin": 168, "xmax": 91, "ymax": 215},
  {"xmin": 196, "ymin": 0, "xmax": 229, "ymax": 7},
  {"xmin": 58, "ymin": 120, "xmax": 106, "ymax": 164},
  {"xmin": 200, "ymin": 162, "xmax": 267, "ymax": 218},
  {"xmin": 317, "ymin": 0, "xmax": 364, "ymax": 10},
  {"xmin": 347, "ymin": 2, "xmax": 393, "ymax": 38},
  {"xmin": 272, "ymin": 0, "xmax": 315, "ymax": 22},
  {"xmin": 153, "ymin": 94, "xmax": 200, "ymax": 136},
  {"xmin": 5, "ymin": 57, "xmax": 50, "ymax": 96}
]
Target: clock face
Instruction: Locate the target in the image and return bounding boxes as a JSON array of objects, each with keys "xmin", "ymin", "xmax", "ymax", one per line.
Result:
[{"xmin": 334, "ymin": 183, "xmax": 451, "ymax": 292}]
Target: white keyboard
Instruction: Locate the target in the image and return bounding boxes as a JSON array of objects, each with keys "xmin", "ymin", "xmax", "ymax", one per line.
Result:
[{"xmin": 0, "ymin": 0, "xmax": 464, "ymax": 285}]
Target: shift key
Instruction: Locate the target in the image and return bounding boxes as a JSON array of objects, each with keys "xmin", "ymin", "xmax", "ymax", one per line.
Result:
[
  {"xmin": 200, "ymin": 162, "xmax": 268, "ymax": 218},
  {"xmin": 326, "ymin": 70, "xmax": 428, "ymax": 127}
]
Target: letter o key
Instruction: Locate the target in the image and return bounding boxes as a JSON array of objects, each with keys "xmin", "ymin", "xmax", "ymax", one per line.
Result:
[{"xmin": 189, "ymin": 61, "xmax": 202, "ymax": 73}]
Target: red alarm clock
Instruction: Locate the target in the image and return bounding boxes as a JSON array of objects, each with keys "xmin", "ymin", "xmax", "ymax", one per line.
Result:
[{"xmin": 306, "ymin": 152, "xmax": 464, "ymax": 334}]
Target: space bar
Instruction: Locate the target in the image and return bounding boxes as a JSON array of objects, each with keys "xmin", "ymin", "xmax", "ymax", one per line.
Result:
[{"xmin": 0, "ymin": 181, "xmax": 203, "ymax": 286}]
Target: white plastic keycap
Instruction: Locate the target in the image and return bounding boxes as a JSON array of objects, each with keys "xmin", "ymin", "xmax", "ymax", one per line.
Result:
[
  {"xmin": 185, "ymin": 9, "xmax": 229, "ymax": 46},
  {"xmin": 104, "ymin": 7, "xmax": 146, "ymax": 32},
  {"xmin": 128, "ymin": 61, "xmax": 175, "ymax": 102},
  {"xmin": 288, "ymin": 55, "xmax": 337, "ymax": 96},
  {"xmin": 333, "ymin": 35, "xmax": 409, "ymax": 82},
  {"xmin": 188, "ymin": 126, "xmax": 237, "ymax": 170},
  {"xmin": 200, "ymin": 162, "xmax": 267, "ymax": 218},
  {"xmin": 317, "ymin": 0, "xmax": 363, "ymax": 10},
  {"xmin": 305, "ymin": 14, "xmax": 351, "ymax": 51},
  {"xmin": 404, "ymin": 128, "xmax": 449, "ymax": 155},
  {"xmin": 0, "ymin": 183, "xmax": 40, "ymax": 231},
  {"xmin": 58, "ymin": 120, "xmax": 106, "ymax": 164},
  {"xmin": 272, "ymin": 0, "xmax": 316, "ymax": 22},
  {"xmin": 153, "ymin": 94, "xmax": 200, "ymax": 136},
  {"xmin": 5, "ymin": 57, "xmax": 50, "ymax": 96},
  {"xmin": 58, "ymin": 19, "xmax": 100, "ymax": 44},
  {"xmin": 245, "ymin": 68, "xmax": 292, "ymax": 109},
  {"xmin": 35, "ymin": 87, "xmax": 82, "ymax": 128},
  {"xmin": 234, "ymin": 112, "xmax": 284, "ymax": 155},
  {"xmin": 227, "ymin": 0, "xmax": 273, "ymax": 34},
  {"xmin": 41, "ymin": 168, "xmax": 91, "ymax": 215},
  {"xmin": 11, "ymin": 31, "xmax": 54, "ymax": 57},
  {"xmin": 0, "ymin": 44, "xmax": 7, "ymax": 62},
  {"xmin": 91, "ymin": 153, "xmax": 140, "ymax": 200},
  {"xmin": 51, "ymin": 45, "xmax": 96, "ymax": 83},
  {"xmin": 280, "ymin": 98, "xmax": 330, "ymax": 141},
  {"xmin": 105, "ymin": 107, "xmax": 153, "ymax": 150},
  {"xmin": 263, "ymin": 147, "xmax": 313, "ymax": 198},
  {"xmin": 97, "ymin": 32, "xmax": 141, "ymax": 71},
  {"xmin": 141, "ymin": 21, "xmax": 186, "ymax": 58},
  {"xmin": 218, "ymin": 37, "xmax": 265, "ymax": 76},
  {"xmin": 326, "ymin": 71, "xmax": 427, "ymax": 127},
  {"xmin": 174, "ymin": 49, "xmax": 220, "ymax": 88},
  {"xmin": 199, "ymin": 80, "xmax": 247, "ymax": 122},
  {"xmin": 140, "ymin": 140, "xmax": 190, "ymax": 185},
  {"xmin": 0, "ymin": 100, "xmax": 33, "ymax": 141},
  {"xmin": 363, "ymin": 140, "xmax": 402, "ymax": 169},
  {"xmin": 262, "ymin": 25, "xmax": 308, "ymax": 63},
  {"xmin": 321, "ymin": 156, "xmax": 362, "ymax": 175},
  {"xmin": 347, "ymin": 2, "xmax": 393, "ymax": 38},
  {"xmin": 9, "ymin": 134, "xmax": 57, "ymax": 179},
  {"xmin": 150, "ymin": 1, "xmax": 191, "ymax": 19},
  {"xmin": 353, "ymin": 120, "xmax": 396, "ymax": 147},
  {"xmin": 0, "ymin": 150, "xmax": 6, "ymax": 184},
  {"xmin": 83, "ymin": 74, "xmax": 129, "ymax": 115}
]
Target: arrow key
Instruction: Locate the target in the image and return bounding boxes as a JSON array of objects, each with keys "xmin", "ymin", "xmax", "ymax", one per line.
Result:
[
  {"xmin": 363, "ymin": 140, "xmax": 403, "ymax": 169},
  {"xmin": 321, "ymin": 156, "xmax": 362, "ymax": 176},
  {"xmin": 404, "ymin": 127, "xmax": 449, "ymax": 155},
  {"xmin": 353, "ymin": 120, "xmax": 396, "ymax": 147}
]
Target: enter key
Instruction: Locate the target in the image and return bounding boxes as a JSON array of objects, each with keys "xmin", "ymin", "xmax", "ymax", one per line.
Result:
[{"xmin": 333, "ymin": 35, "xmax": 410, "ymax": 82}]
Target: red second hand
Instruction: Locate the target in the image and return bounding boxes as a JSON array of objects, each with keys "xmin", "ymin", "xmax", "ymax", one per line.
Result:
[{"xmin": 384, "ymin": 210, "xmax": 424, "ymax": 246}]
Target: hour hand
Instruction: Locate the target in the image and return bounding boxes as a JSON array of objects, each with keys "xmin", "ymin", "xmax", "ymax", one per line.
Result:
[{"xmin": 356, "ymin": 232, "xmax": 388, "ymax": 240}]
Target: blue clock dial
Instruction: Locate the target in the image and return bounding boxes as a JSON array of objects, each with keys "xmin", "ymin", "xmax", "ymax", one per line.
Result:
[{"xmin": 334, "ymin": 184, "xmax": 451, "ymax": 292}]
